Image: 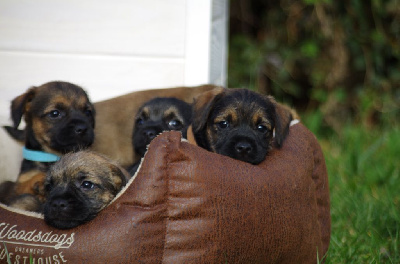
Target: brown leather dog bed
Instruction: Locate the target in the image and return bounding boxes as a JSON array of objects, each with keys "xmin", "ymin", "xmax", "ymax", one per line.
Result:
[{"xmin": 0, "ymin": 87, "xmax": 330, "ymax": 263}]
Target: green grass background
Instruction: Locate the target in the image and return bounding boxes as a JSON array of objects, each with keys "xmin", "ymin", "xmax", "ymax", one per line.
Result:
[
  {"xmin": 227, "ymin": 0, "xmax": 399, "ymax": 261},
  {"xmin": 302, "ymin": 114, "xmax": 400, "ymax": 263}
]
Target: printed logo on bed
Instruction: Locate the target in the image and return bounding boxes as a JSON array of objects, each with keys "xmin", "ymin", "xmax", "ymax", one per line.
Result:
[{"xmin": 0, "ymin": 222, "xmax": 74, "ymax": 263}]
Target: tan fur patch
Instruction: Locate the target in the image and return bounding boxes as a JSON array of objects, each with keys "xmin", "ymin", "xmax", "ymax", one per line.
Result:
[
  {"xmin": 252, "ymin": 113, "xmax": 272, "ymax": 131},
  {"xmin": 17, "ymin": 170, "xmax": 44, "ymax": 183},
  {"xmin": 15, "ymin": 171, "xmax": 46, "ymax": 199},
  {"xmin": 213, "ymin": 108, "xmax": 238, "ymax": 125},
  {"xmin": 75, "ymin": 95, "xmax": 89, "ymax": 108},
  {"xmin": 100, "ymin": 192, "xmax": 114, "ymax": 208},
  {"xmin": 43, "ymin": 95, "xmax": 73, "ymax": 113},
  {"xmin": 206, "ymin": 128, "xmax": 217, "ymax": 152},
  {"xmin": 31, "ymin": 116, "xmax": 54, "ymax": 154},
  {"xmin": 186, "ymin": 125, "xmax": 197, "ymax": 145},
  {"xmin": 164, "ymin": 106, "xmax": 184, "ymax": 123},
  {"xmin": 141, "ymin": 106, "xmax": 150, "ymax": 118}
]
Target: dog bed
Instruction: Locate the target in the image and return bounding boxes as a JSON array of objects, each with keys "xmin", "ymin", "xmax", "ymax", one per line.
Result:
[{"xmin": 0, "ymin": 120, "xmax": 330, "ymax": 263}]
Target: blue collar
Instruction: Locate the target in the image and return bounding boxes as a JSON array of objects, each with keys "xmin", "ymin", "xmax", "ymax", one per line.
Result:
[{"xmin": 23, "ymin": 147, "xmax": 61, "ymax": 162}]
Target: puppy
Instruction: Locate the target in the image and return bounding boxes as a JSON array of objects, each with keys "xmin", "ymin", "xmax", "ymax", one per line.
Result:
[
  {"xmin": 129, "ymin": 97, "xmax": 192, "ymax": 173},
  {"xmin": 192, "ymin": 87, "xmax": 298, "ymax": 164},
  {"xmin": 2, "ymin": 81, "xmax": 96, "ymax": 204},
  {"xmin": 43, "ymin": 151, "xmax": 129, "ymax": 229}
]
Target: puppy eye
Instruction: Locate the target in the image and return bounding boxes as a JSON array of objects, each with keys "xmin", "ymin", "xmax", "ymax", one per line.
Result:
[
  {"xmin": 45, "ymin": 182, "xmax": 53, "ymax": 193},
  {"xmin": 256, "ymin": 124, "xmax": 269, "ymax": 133},
  {"xmin": 168, "ymin": 119, "xmax": 182, "ymax": 129},
  {"xmin": 48, "ymin": 110, "xmax": 61, "ymax": 119},
  {"xmin": 217, "ymin": 120, "xmax": 229, "ymax": 129},
  {"xmin": 136, "ymin": 118, "xmax": 144, "ymax": 126},
  {"xmin": 81, "ymin": 181, "xmax": 95, "ymax": 190},
  {"xmin": 84, "ymin": 109, "xmax": 93, "ymax": 117}
]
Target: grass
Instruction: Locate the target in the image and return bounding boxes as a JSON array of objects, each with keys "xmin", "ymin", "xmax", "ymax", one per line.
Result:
[
  {"xmin": 3, "ymin": 242, "xmax": 33, "ymax": 264},
  {"xmin": 303, "ymin": 116, "xmax": 400, "ymax": 263},
  {"xmin": 3, "ymin": 243, "xmax": 11, "ymax": 264}
]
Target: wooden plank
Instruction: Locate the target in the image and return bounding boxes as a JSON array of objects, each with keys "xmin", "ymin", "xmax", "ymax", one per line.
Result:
[
  {"xmin": 184, "ymin": 0, "xmax": 228, "ymax": 86},
  {"xmin": 0, "ymin": 116, "xmax": 22, "ymax": 182},
  {"xmin": 184, "ymin": 0, "xmax": 212, "ymax": 86},
  {"xmin": 0, "ymin": 51, "xmax": 185, "ymax": 106},
  {"xmin": 0, "ymin": 0, "xmax": 186, "ymax": 57},
  {"xmin": 210, "ymin": 0, "xmax": 228, "ymax": 86}
]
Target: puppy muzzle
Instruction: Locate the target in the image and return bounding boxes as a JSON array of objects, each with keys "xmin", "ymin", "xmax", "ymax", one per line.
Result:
[{"xmin": 219, "ymin": 133, "xmax": 265, "ymax": 164}]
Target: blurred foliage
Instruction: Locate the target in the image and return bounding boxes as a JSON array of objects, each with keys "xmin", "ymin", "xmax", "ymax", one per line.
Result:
[
  {"xmin": 321, "ymin": 124, "xmax": 400, "ymax": 263},
  {"xmin": 228, "ymin": 0, "xmax": 400, "ymax": 134}
]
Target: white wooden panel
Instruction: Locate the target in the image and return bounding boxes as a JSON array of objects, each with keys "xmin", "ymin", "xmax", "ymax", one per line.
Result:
[
  {"xmin": 184, "ymin": 0, "xmax": 228, "ymax": 87},
  {"xmin": 0, "ymin": 51, "xmax": 185, "ymax": 109},
  {"xmin": 210, "ymin": 0, "xmax": 229, "ymax": 86},
  {"xmin": 184, "ymin": 0, "xmax": 212, "ymax": 86},
  {"xmin": 0, "ymin": 115, "xmax": 22, "ymax": 182},
  {"xmin": 0, "ymin": 0, "xmax": 186, "ymax": 57}
]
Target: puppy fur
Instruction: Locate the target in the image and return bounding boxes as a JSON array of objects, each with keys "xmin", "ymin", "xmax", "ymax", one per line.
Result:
[
  {"xmin": 43, "ymin": 151, "xmax": 129, "ymax": 229},
  {"xmin": 2, "ymin": 81, "xmax": 96, "ymax": 204},
  {"xmin": 92, "ymin": 85, "xmax": 217, "ymax": 167},
  {"xmin": 129, "ymin": 97, "xmax": 192, "ymax": 174},
  {"xmin": 192, "ymin": 87, "xmax": 298, "ymax": 164}
]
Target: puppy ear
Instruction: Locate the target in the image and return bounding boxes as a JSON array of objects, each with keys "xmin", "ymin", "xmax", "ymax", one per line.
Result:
[
  {"xmin": 2, "ymin": 126, "xmax": 25, "ymax": 143},
  {"xmin": 109, "ymin": 164, "xmax": 130, "ymax": 193},
  {"xmin": 192, "ymin": 87, "xmax": 226, "ymax": 147},
  {"xmin": 88, "ymin": 102, "xmax": 96, "ymax": 128},
  {"xmin": 270, "ymin": 97, "xmax": 298, "ymax": 148},
  {"xmin": 192, "ymin": 87, "xmax": 226, "ymax": 131},
  {"xmin": 10, "ymin": 87, "xmax": 37, "ymax": 129}
]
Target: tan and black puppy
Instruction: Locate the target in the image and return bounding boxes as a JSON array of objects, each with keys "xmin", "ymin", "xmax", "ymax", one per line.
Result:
[
  {"xmin": 192, "ymin": 87, "xmax": 298, "ymax": 164},
  {"xmin": 129, "ymin": 97, "xmax": 192, "ymax": 173},
  {"xmin": 2, "ymin": 81, "xmax": 96, "ymax": 202},
  {"xmin": 43, "ymin": 151, "xmax": 130, "ymax": 229}
]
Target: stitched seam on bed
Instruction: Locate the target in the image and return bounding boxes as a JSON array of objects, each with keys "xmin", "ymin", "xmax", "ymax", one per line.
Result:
[{"xmin": 161, "ymin": 133, "xmax": 172, "ymax": 263}]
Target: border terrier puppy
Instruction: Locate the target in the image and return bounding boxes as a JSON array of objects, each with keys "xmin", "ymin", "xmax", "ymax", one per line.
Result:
[
  {"xmin": 43, "ymin": 151, "xmax": 130, "ymax": 229},
  {"xmin": 1, "ymin": 81, "xmax": 96, "ymax": 205},
  {"xmin": 192, "ymin": 87, "xmax": 298, "ymax": 164},
  {"xmin": 129, "ymin": 97, "xmax": 192, "ymax": 173}
]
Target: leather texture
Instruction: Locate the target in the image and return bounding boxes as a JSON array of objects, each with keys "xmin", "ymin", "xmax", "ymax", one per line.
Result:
[{"xmin": 0, "ymin": 123, "xmax": 330, "ymax": 263}]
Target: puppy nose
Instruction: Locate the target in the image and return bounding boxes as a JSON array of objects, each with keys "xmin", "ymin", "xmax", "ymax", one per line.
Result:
[
  {"xmin": 50, "ymin": 198, "xmax": 69, "ymax": 211},
  {"xmin": 143, "ymin": 129, "xmax": 157, "ymax": 140},
  {"xmin": 74, "ymin": 124, "xmax": 88, "ymax": 135},
  {"xmin": 235, "ymin": 141, "xmax": 252, "ymax": 154}
]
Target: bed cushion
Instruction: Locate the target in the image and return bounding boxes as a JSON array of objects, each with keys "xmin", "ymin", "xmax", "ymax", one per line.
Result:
[{"xmin": 0, "ymin": 122, "xmax": 330, "ymax": 263}]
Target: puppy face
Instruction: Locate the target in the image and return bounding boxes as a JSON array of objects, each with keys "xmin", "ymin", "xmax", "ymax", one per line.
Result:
[
  {"xmin": 5, "ymin": 81, "xmax": 96, "ymax": 154},
  {"xmin": 192, "ymin": 88, "xmax": 294, "ymax": 164},
  {"xmin": 133, "ymin": 97, "xmax": 192, "ymax": 157},
  {"xmin": 43, "ymin": 151, "xmax": 129, "ymax": 229}
]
